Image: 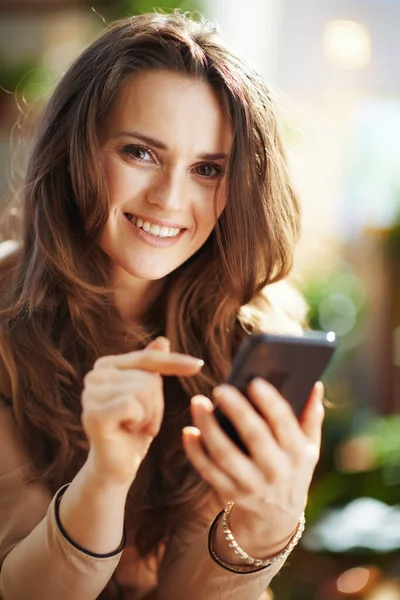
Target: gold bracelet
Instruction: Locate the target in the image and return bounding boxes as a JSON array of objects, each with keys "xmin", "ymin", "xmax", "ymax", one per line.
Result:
[
  {"xmin": 221, "ymin": 500, "xmax": 306, "ymax": 567},
  {"xmin": 208, "ymin": 509, "xmax": 271, "ymax": 574}
]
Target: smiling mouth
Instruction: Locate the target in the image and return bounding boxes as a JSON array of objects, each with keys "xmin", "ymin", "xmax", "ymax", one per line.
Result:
[{"xmin": 124, "ymin": 213, "xmax": 183, "ymax": 238}]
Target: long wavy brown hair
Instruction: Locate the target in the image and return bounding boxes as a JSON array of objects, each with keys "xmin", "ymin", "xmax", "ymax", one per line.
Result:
[{"xmin": 0, "ymin": 10, "xmax": 301, "ymax": 571}]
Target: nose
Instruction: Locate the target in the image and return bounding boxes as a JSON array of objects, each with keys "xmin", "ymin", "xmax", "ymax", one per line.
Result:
[{"xmin": 145, "ymin": 166, "xmax": 187, "ymax": 212}]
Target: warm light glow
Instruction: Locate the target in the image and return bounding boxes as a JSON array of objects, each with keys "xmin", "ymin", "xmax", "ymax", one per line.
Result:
[
  {"xmin": 337, "ymin": 567, "xmax": 371, "ymax": 594},
  {"xmin": 366, "ymin": 580, "xmax": 400, "ymax": 600},
  {"xmin": 335, "ymin": 436, "xmax": 375, "ymax": 472},
  {"xmin": 324, "ymin": 20, "xmax": 371, "ymax": 69}
]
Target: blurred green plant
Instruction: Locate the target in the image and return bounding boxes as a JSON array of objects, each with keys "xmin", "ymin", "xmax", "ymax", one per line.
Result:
[
  {"xmin": 0, "ymin": 54, "xmax": 61, "ymax": 113},
  {"xmin": 299, "ymin": 264, "xmax": 368, "ymax": 411},
  {"xmin": 105, "ymin": 0, "xmax": 203, "ymax": 20},
  {"xmin": 0, "ymin": 58, "xmax": 38, "ymax": 95},
  {"xmin": 301, "ymin": 267, "xmax": 367, "ymax": 340},
  {"xmin": 365, "ymin": 415, "xmax": 400, "ymax": 484},
  {"xmin": 309, "ymin": 413, "xmax": 400, "ymax": 519}
]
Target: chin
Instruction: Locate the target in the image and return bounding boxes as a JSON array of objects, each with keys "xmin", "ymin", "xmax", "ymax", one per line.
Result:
[{"xmin": 123, "ymin": 260, "xmax": 178, "ymax": 282}]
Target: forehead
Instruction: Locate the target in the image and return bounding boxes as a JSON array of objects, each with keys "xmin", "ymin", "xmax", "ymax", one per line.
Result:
[{"xmin": 103, "ymin": 69, "xmax": 232, "ymax": 155}]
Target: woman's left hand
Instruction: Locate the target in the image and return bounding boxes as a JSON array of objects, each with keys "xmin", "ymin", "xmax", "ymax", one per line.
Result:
[{"xmin": 182, "ymin": 378, "xmax": 325, "ymax": 556}]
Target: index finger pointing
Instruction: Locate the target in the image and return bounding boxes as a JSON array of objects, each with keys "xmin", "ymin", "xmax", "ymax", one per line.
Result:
[{"xmin": 94, "ymin": 350, "xmax": 204, "ymax": 377}]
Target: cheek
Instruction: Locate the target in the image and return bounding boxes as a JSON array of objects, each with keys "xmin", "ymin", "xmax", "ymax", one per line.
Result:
[
  {"xmin": 102, "ymin": 154, "xmax": 150, "ymax": 208},
  {"xmin": 194, "ymin": 184, "xmax": 227, "ymax": 240},
  {"xmin": 102, "ymin": 157, "xmax": 124, "ymax": 210},
  {"xmin": 216, "ymin": 182, "xmax": 228, "ymax": 216}
]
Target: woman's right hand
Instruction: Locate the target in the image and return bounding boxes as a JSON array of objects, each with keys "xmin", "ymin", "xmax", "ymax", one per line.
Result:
[{"xmin": 81, "ymin": 337, "xmax": 203, "ymax": 489}]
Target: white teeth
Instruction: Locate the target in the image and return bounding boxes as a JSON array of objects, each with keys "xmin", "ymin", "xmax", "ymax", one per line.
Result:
[
  {"xmin": 127, "ymin": 214, "xmax": 182, "ymax": 238},
  {"xmin": 149, "ymin": 224, "xmax": 160, "ymax": 236}
]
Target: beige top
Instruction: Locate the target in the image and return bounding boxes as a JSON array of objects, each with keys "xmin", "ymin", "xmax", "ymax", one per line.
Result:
[{"xmin": 0, "ymin": 394, "xmax": 287, "ymax": 600}]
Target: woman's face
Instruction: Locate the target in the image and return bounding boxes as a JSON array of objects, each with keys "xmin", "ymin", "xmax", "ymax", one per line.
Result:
[{"xmin": 99, "ymin": 70, "xmax": 232, "ymax": 283}]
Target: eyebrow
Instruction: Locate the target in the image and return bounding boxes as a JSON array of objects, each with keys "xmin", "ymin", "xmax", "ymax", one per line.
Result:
[{"xmin": 113, "ymin": 130, "xmax": 228, "ymax": 161}]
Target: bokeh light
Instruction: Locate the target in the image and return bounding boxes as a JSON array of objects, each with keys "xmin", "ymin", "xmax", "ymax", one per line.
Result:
[{"xmin": 324, "ymin": 19, "xmax": 372, "ymax": 70}]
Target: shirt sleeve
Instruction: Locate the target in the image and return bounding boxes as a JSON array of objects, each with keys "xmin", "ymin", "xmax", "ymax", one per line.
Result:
[
  {"xmin": 158, "ymin": 495, "xmax": 287, "ymax": 600},
  {"xmin": 0, "ymin": 401, "xmax": 123, "ymax": 600}
]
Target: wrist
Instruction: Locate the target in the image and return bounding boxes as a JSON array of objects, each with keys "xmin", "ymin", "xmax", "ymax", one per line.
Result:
[
  {"xmin": 58, "ymin": 461, "xmax": 130, "ymax": 555},
  {"xmin": 55, "ymin": 485, "xmax": 125, "ymax": 557},
  {"xmin": 213, "ymin": 502, "xmax": 304, "ymax": 566},
  {"xmin": 209, "ymin": 504, "xmax": 306, "ymax": 573},
  {"xmin": 228, "ymin": 505, "xmax": 295, "ymax": 558},
  {"xmin": 84, "ymin": 452, "xmax": 134, "ymax": 494}
]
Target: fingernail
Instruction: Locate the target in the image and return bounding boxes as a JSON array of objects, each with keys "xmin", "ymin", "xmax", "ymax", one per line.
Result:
[
  {"xmin": 182, "ymin": 356, "xmax": 204, "ymax": 367},
  {"xmin": 251, "ymin": 378, "xmax": 272, "ymax": 393},
  {"xmin": 315, "ymin": 381, "xmax": 324, "ymax": 399},
  {"xmin": 191, "ymin": 395, "xmax": 213, "ymax": 411},
  {"xmin": 212, "ymin": 385, "xmax": 229, "ymax": 400},
  {"xmin": 182, "ymin": 426, "xmax": 201, "ymax": 437}
]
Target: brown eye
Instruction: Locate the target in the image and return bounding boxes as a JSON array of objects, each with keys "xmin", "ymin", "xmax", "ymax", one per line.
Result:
[
  {"xmin": 196, "ymin": 163, "xmax": 221, "ymax": 178},
  {"xmin": 122, "ymin": 144, "xmax": 152, "ymax": 161}
]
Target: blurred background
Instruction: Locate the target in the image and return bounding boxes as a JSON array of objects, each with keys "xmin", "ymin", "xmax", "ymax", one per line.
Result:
[{"xmin": 0, "ymin": 0, "xmax": 399, "ymax": 598}]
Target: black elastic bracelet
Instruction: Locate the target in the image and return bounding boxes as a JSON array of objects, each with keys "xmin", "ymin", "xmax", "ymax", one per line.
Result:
[
  {"xmin": 54, "ymin": 484, "xmax": 126, "ymax": 558},
  {"xmin": 207, "ymin": 509, "xmax": 271, "ymax": 575}
]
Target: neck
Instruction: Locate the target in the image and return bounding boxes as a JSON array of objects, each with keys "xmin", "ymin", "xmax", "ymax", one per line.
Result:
[{"xmin": 111, "ymin": 267, "xmax": 165, "ymax": 323}]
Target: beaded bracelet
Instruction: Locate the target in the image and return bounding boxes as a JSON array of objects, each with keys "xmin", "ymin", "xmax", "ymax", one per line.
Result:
[
  {"xmin": 222, "ymin": 501, "xmax": 306, "ymax": 567},
  {"xmin": 208, "ymin": 501, "xmax": 305, "ymax": 574},
  {"xmin": 208, "ymin": 509, "xmax": 270, "ymax": 574}
]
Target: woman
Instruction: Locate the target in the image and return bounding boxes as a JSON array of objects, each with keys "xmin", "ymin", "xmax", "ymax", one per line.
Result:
[{"xmin": 0, "ymin": 11, "xmax": 324, "ymax": 600}]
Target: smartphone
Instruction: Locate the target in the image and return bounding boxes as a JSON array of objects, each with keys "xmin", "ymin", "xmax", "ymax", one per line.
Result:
[{"xmin": 214, "ymin": 331, "xmax": 337, "ymax": 453}]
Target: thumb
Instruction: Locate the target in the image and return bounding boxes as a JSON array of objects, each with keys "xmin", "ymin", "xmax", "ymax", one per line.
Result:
[{"xmin": 146, "ymin": 336, "xmax": 171, "ymax": 352}]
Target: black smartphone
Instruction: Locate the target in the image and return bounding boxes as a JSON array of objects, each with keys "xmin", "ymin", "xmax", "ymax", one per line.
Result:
[{"xmin": 214, "ymin": 331, "xmax": 337, "ymax": 453}]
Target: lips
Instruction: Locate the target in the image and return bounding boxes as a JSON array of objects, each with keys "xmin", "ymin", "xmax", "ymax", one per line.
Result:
[
  {"xmin": 124, "ymin": 213, "xmax": 182, "ymax": 238},
  {"xmin": 123, "ymin": 212, "xmax": 186, "ymax": 248}
]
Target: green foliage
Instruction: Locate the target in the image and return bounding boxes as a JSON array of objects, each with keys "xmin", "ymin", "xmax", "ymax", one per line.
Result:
[
  {"xmin": 104, "ymin": 0, "xmax": 203, "ymax": 20},
  {"xmin": 308, "ymin": 412, "xmax": 400, "ymax": 524},
  {"xmin": 0, "ymin": 55, "xmax": 43, "ymax": 93},
  {"xmin": 366, "ymin": 415, "xmax": 400, "ymax": 470},
  {"xmin": 300, "ymin": 267, "xmax": 367, "ymax": 335}
]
